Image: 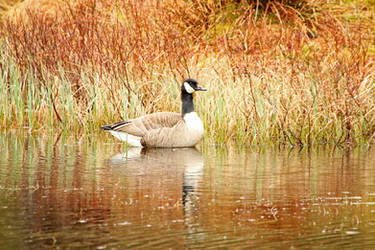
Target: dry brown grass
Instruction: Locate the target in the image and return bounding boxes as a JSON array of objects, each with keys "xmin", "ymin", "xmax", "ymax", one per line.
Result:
[{"xmin": 0, "ymin": 0, "xmax": 374, "ymax": 146}]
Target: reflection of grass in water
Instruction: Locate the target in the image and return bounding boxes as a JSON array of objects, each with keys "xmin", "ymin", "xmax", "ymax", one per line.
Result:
[
  {"xmin": 0, "ymin": 131, "xmax": 115, "ymax": 190},
  {"xmin": 0, "ymin": 0, "xmax": 374, "ymax": 146},
  {"xmin": 1, "ymin": 132, "xmax": 375, "ymax": 248}
]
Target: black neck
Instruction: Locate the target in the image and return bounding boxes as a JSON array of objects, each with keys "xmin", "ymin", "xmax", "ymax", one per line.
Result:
[{"xmin": 181, "ymin": 91, "xmax": 194, "ymax": 116}]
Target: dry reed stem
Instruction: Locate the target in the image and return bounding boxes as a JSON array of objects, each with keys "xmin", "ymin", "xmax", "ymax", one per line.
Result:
[{"xmin": 0, "ymin": 0, "xmax": 374, "ymax": 146}]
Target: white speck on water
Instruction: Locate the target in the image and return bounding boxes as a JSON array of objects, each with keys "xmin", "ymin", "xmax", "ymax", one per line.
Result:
[
  {"xmin": 171, "ymin": 219, "xmax": 184, "ymax": 223},
  {"xmin": 78, "ymin": 219, "xmax": 87, "ymax": 224},
  {"xmin": 117, "ymin": 221, "xmax": 132, "ymax": 226},
  {"xmin": 345, "ymin": 231, "xmax": 360, "ymax": 235}
]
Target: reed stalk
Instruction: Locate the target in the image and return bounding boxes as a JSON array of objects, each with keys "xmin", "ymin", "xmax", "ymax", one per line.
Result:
[{"xmin": 0, "ymin": 0, "xmax": 374, "ymax": 146}]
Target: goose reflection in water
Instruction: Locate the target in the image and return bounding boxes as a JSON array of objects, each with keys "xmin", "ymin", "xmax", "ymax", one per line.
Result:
[{"xmin": 107, "ymin": 147, "xmax": 203, "ymax": 212}]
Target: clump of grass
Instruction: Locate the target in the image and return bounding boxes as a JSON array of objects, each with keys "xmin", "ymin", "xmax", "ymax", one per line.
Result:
[{"xmin": 0, "ymin": 0, "xmax": 374, "ymax": 146}]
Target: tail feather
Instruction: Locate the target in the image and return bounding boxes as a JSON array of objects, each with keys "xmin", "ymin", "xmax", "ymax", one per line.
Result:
[
  {"xmin": 101, "ymin": 121, "xmax": 142, "ymax": 147},
  {"xmin": 101, "ymin": 124, "xmax": 113, "ymax": 130},
  {"xmin": 101, "ymin": 120, "xmax": 129, "ymax": 131}
]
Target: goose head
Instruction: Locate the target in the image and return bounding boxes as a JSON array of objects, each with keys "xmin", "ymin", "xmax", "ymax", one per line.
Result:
[
  {"xmin": 181, "ymin": 78, "xmax": 207, "ymax": 94},
  {"xmin": 180, "ymin": 78, "xmax": 206, "ymax": 116}
]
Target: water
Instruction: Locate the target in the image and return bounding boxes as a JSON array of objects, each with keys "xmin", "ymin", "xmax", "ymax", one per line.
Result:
[{"xmin": 1, "ymin": 131, "xmax": 375, "ymax": 249}]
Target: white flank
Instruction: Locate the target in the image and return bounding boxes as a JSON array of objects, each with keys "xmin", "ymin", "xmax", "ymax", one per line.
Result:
[
  {"xmin": 184, "ymin": 112, "xmax": 204, "ymax": 134},
  {"xmin": 109, "ymin": 131, "xmax": 143, "ymax": 147},
  {"xmin": 184, "ymin": 82, "xmax": 195, "ymax": 94}
]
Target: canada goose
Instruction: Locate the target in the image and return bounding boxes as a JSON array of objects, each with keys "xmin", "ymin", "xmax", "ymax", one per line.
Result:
[{"xmin": 101, "ymin": 78, "xmax": 206, "ymax": 148}]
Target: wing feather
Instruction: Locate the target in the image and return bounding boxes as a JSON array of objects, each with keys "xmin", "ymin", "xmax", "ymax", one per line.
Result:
[{"xmin": 109, "ymin": 112, "xmax": 182, "ymax": 137}]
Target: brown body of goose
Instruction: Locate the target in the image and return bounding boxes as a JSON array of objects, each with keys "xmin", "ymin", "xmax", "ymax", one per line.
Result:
[{"xmin": 101, "ymin": 79, "xmax": 206, "ymax": 148}]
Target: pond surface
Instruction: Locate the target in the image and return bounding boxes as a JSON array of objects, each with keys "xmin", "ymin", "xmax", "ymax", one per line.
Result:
[{"xmin": 1, "ymin": 131, "xmax": 375, "ymax": 249}]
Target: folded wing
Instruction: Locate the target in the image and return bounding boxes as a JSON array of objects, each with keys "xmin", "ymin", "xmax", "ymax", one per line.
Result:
[{"xmin": 103, "ymin": 112, "xmax": 182, "ymax": 137}]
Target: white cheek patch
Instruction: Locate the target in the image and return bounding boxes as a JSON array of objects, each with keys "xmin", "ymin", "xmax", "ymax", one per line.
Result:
[{"xmin": 184, "ymin": 82, "xmax": 195, "ymax": 94}]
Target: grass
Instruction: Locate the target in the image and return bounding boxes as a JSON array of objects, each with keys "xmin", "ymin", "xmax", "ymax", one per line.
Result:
[{"xmin": 0, "ymin": 0, "xmax": 374, "ymax": 146}]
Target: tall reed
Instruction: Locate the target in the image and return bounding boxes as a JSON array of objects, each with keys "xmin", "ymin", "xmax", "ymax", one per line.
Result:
[{"xmin": 0, "ymin": 0, "xmax": 374, "ymax": 146}]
